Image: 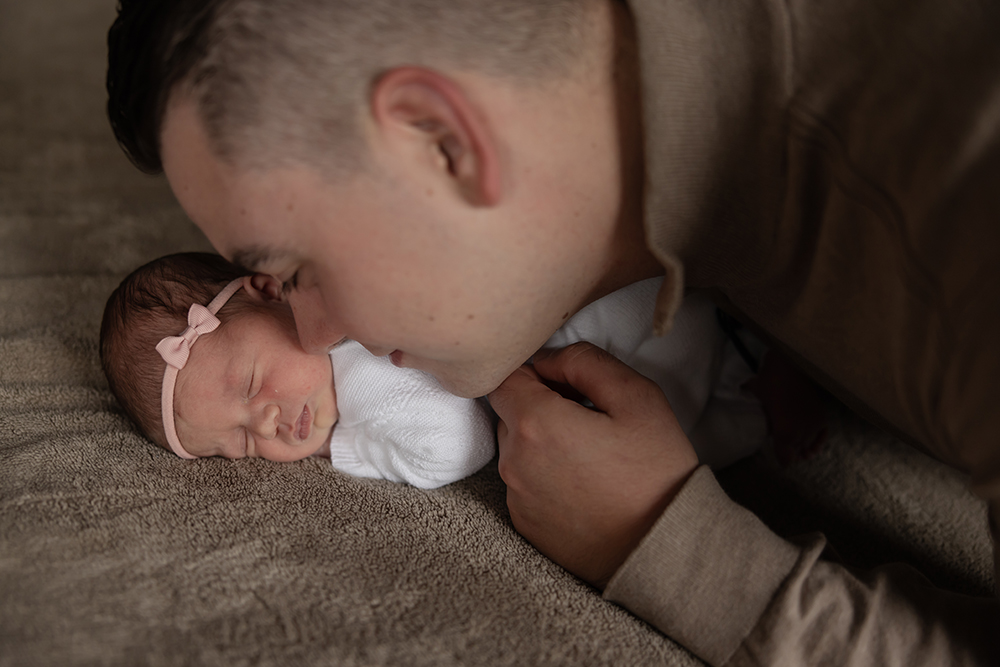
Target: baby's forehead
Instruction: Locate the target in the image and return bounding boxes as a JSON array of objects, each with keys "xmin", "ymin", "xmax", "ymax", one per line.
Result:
[
  {"xmin": 177, "ymin": 331, "xmax": 243, "ymax": 392},
  {"xmin": 170, "ymin": 300, "xmax": 300, "ymax": 391},
  {"xmin": 181, "ymin": 306, "xmax": 291, "ymax": 375}
]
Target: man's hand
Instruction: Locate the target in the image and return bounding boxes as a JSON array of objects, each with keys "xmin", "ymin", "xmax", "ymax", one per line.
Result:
[{"xmin": 488, "ymin": 342, "xmax": 699, "ymax": 589}]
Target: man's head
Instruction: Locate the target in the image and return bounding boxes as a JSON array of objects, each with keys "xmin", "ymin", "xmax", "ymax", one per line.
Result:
[
  {"xmin": 108, "ymin": 0, "xmax": 603, "ymax": 175},
  {"xmin": 108, "ymin": 0, "xmax": 656, "ymax": 397}
]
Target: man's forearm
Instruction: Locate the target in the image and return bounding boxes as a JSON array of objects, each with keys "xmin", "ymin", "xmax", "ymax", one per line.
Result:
[{"xmin": 605, "ymin": 466, "xmax": 1000, "ymax": 667}]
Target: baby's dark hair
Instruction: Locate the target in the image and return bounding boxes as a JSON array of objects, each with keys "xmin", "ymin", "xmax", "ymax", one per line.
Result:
[{"xmin": 100, "ymin": 252, "xmax": 251, "ymax": 449}]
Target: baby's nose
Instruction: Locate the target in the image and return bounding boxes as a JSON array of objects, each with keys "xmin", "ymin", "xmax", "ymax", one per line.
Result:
[{"xmin": 251, "ymin": 404, "xmax": 280, "ymax": 440}]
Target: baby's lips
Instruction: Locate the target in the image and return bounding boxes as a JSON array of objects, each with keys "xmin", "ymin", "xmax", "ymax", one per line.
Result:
[{"xmin": 295, "ymin": 405, "xmax": 312, "ymax": 441}]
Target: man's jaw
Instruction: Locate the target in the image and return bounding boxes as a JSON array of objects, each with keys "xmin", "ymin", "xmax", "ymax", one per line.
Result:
[
  {"xmin": 425, "ymin": 360, "xmax": 521, "ymax": 399},
  {"xmin": 358, "ymin": 344, "xmax": 525, "ymax": 398}
]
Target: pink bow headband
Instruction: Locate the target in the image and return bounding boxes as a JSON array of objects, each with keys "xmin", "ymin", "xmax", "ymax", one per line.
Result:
[{"xmin": 155, "ymin": 277, "xmax": 248, "ymax": 459}]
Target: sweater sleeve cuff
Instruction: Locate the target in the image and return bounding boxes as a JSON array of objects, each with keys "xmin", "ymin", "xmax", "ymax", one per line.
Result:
[{"xmin": 603, "ymin": 465, "xmax": 800, "ymax": 666}]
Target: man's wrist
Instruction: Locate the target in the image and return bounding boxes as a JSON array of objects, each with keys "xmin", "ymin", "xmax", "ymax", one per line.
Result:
[
  {"xmin": 604, "ymin": 465, "xmax": 800, "ymax": 665},
  {"xmin": 592, "ymin": 461, "xmax": 699, "ymax": 590}
]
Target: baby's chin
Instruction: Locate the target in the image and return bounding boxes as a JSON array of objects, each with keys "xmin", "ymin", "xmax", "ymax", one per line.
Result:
[
  {"xmin": 313, "ymin": 404, "xmax": 337, "ymax": 435},
  {"xmin": 310, "ymin": 432, "xmax": 333, "ymax": 459},
  {"xmin": 312, "ymin": 422, "xmax": 335, "ymax": 456}
]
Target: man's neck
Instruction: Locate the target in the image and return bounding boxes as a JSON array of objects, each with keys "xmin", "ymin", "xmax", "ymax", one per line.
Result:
[{"xmin": 583, "ymin": 0, "xmax": 663, "ymax": 307}]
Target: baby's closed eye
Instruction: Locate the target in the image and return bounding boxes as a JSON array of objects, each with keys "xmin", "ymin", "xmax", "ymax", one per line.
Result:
[{"xmin": 244, "ymin": 365, "xmax": 259, "ymax": 403}]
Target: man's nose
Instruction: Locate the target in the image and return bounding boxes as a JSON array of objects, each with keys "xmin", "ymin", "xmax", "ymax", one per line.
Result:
[
  {"xmin": 298, "ymin": 325, "xmax": 346, "ymax": 355},
  {"xmin": 251, "ymin": 403, "xmax": 279, "ymax": 440},
  {"xmin": 289, "ymin": 293, "xmax": 346, "ymax": 354}
]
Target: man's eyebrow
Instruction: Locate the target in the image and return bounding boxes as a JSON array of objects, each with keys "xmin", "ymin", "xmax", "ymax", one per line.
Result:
[{"xmin": 230, "ymin": 245, "xmax": 292, "ymax": 273}]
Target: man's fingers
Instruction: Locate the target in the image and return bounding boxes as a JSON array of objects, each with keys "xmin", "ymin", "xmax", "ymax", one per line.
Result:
[
  {"xmin": 533, "ymin": 342, "xmax": 661, "ymax": 415},
  {"xmin": 487, "ymin": 364, "xmax": 548, "ymax": 423}
]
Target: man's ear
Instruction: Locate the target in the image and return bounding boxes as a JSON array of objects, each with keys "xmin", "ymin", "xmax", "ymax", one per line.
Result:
[
  {"xmin": 370, "ymin": 67, "xmax": 501, "ymax": 207},
  {"xmin": 243, "ymin": 274, "xmax": 284, "ymax": 302}
]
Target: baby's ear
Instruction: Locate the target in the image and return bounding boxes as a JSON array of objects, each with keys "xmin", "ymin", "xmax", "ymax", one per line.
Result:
[{"xmin": 243, "ymin": 274, "xmax": 284, "ymax": 302}]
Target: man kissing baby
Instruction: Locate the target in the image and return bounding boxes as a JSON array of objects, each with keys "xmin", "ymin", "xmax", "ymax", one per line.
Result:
[{"xmin": 101, "ymin": 252, "xmax": 768, "ymax": 488}]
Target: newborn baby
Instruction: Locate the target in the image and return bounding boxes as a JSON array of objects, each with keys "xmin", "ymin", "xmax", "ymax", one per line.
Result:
[{"xmin": 100, "ymin": 252, "xmax": 493, "ymax": 488}]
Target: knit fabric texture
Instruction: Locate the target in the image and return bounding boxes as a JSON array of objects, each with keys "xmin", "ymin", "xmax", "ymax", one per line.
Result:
[{"xmin": 328, "ymin": 341, "xmax": 495, "ymax": 489}]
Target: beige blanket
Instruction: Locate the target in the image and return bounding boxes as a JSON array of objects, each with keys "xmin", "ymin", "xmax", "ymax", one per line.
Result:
[{"xmin": 0, "ymin": 2, "xmax": 993, "ymax": 665}]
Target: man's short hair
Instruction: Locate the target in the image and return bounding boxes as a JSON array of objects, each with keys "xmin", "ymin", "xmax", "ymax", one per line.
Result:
[{"xmin": 107, "ymin": 0, "xmax": 596, "ymax": 175}]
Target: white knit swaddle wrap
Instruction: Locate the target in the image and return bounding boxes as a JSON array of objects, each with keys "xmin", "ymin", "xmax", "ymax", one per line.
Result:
[
  {"xmin": 327, "ymin": 341, "xmax": 495, "ymax": 489},
  {"xmin": 545, "ymin": 279, "xmax": 766, "ymax": 469}
]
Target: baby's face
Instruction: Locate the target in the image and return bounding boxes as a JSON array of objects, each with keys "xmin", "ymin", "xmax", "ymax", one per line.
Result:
[{"xmin": 171, "ymin": 303, "xmax": 337, "ymax": 461}]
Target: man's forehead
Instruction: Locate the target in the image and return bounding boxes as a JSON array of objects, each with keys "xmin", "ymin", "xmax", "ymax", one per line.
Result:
[{"xmin": 230, "ymin": 244, "xmax": 297, "ymax": 273}]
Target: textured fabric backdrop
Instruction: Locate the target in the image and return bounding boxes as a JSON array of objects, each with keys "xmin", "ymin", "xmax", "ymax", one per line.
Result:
[{"xmin": 0, "ymin": 2, "xmax": 993, "ymax": 665}]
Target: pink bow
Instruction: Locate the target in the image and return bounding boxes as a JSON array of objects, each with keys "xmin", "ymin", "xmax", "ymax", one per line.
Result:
[{"xmin": 155, "ymin": 304, "xmax": 221, "ymax": 370}]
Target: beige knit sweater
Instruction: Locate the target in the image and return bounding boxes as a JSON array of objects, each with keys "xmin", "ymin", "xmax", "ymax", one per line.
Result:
[{"xmin": 607, "ymin": 0, "xmax": 1000, "ymax": 664}]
